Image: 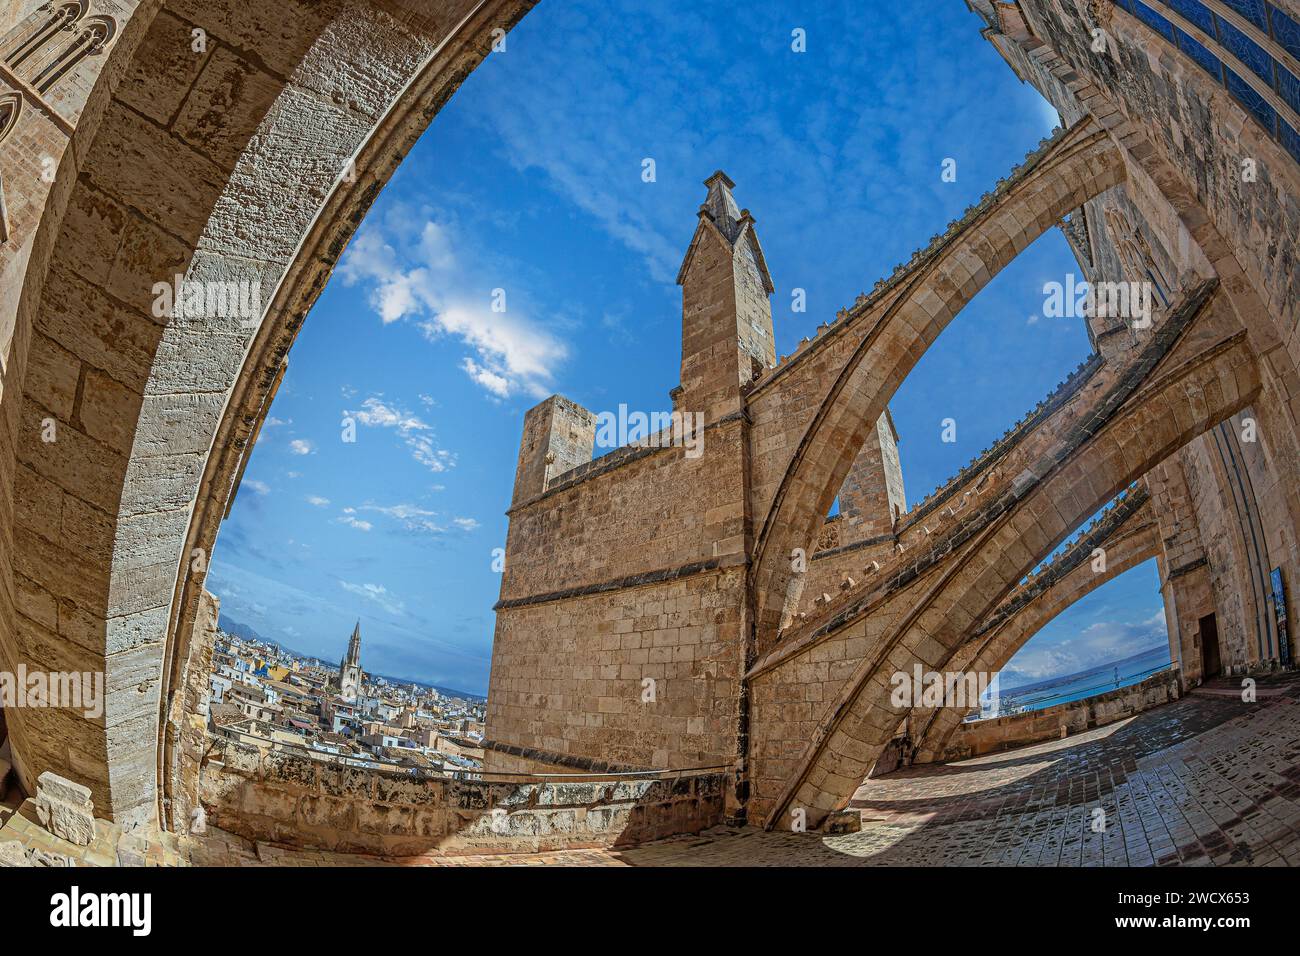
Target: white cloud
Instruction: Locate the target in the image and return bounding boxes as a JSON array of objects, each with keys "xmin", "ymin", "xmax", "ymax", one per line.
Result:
[
  {"xmin": 453, "ymin": 517, "xmax": 479, "ymax": 531},
  {"xmin": 1002, "ymin": 609, "xmax": 1168, "ymax": 685},
  {"xmin": 289, "ymin": 439, "xmax": 314, "ymax": 455},
  {"xmin": 460, "ymin": 357, "xmax": 510, "ymax": 398},
  {"xmin": 339, "ymin": 580, "xmax": 404, "ymax": 616},
  {"xmin": 244, "ymin": 479, "xmax": 270, "ymax": 496},
  {"xmin": 361, "ymin": 502, "xmax": 447, "ymax": 535},
  {"xmin": 340, "ymin": 218, "xmax": 567, "ymax": 399},
  {"xmin": 346, "ymin": 397, "xmax": 456, "ymax": 475},
  {"xmin": 337, "ymin": 512, "xmax": 373, "ymax": 532},
  {"xmin": 306, "ymin": 495, "xmax": 330, "ymax": 507}
]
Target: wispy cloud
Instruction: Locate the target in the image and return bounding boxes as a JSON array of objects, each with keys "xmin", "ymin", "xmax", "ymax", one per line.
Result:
[
  {"xmin": 346, "ymin": 396, "xmax": 455, "ymax": 474},
  {"xmin": 1003, "ymin": 609, "xmax": 1167, "ymax": 685},
  {"xmin": 361, "ymin": 502, "xmax": 444, "ymax": 535},
  {"xmin": 337, "ymin": 508, "xmax": 373, "ymax": 532},
  {"xmin": 289, "ymin": 439, "xmax": 314, "ymax": 455},
  {"xmin": 339, "ymin": 580, "xmax": 404, "ymax": 616},
  {"xmin": 306, "ymin": 495, "xmax": 330, "ymax": 507},
  {"xmin": 352, "ymin": 503, "xmax": 480, "ymax": 536}
]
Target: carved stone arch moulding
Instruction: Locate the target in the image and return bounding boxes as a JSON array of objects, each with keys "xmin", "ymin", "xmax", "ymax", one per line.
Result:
[
  {"xmin": 0, "ymin": 90, "xmax": 18, "ymax": 243},
  {"xmin": 30, "ymin": 13, "xmax": 115, "ymax": 94},
  {"xmin": 1, "ymin": 0, "xmax": 90, "ymax": 69},
  {"xmin": 0, "ymin": 90, "xmax": 21, "ymax": 143}
]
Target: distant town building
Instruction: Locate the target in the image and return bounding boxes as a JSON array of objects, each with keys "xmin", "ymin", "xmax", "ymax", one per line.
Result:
[{"xmin": 206, "ymin": 619, "xmax": 485, "ymax": 776}]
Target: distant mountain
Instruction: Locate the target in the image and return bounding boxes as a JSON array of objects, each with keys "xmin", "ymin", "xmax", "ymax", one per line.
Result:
[
  {"xmin": 369, "ymin": 671, "xmax": 486, "ymax": 703},
  {"xmin": 217, "ymin": 614, "xmax": 316, "ymax": 661},
  {"xmin": 1000, "ymin": 644, "xmax": 1169, "ymax": 695},
  {"xmin": 216, "ymin": 613, "xmax": 486, "ymax": 701},
  {"xmin": 216, "ymin": 614, "xmax": 267, "ymax": 645}
]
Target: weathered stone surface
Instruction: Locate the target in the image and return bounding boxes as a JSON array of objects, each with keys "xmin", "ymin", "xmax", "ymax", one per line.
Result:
[
  {"xmin": 35, "ymin": 797, "xmax": 96, "ymax": 846},
  {"xmin": 0, "ymin": 840, "xmax": 29, "ymax": 867},
  {"xmin": 34, "ymin": 770, "xmax": 97, "ymax": 846},
  {"xmin": 0, "ymin": 0, "xmax": 537, "ymax": 829},
  {"xmin": 0, "ymin": 0, "xmax": 1296, "ymax": 857},
  {"xmin": 36, "ymin": 770, "xmax": 92, "ymax": 808},
  {"xmin": 821, "ymin": 810, "xmax": 861, "ymax": 835},
  {"xmin": 199, "ymin": 734, "xmax": 724, "ymax": 855}
]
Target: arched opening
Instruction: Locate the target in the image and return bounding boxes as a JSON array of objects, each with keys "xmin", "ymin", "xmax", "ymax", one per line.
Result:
[{"xmin": 995, "ymin": 559, "xmax": 1170, "ymax": 718}]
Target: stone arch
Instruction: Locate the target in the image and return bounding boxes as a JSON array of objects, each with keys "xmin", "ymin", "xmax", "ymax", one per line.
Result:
[
  {"xmin": 748, "ymin": 293, "xmax": 1261, "ymax": 827},
  {"xmin": 746, "ymin": 118, "xmax": 1128, "ymax": 648},
  {"xmin": 1103, "ymin": 204, "xmax": 1170, "ymax": 305},
  {"xmin": 1, "ymin": 0, "xmax": 535, "ymax": 827},
  {"xmin": 911, "ymin": 509, "xmax": 1160, "ymax": 764},
  {"xmin": 0, "ymin": 91, "xmax": 21, "ymax": 142}
]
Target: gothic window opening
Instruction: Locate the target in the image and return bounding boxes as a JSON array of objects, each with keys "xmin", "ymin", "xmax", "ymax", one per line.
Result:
[
  {"xmin": 1, "ymin": 1, "xmax": 87, "ymax": 70},
  {"xmin": 29, "ymin": 15, "xmax": 114, "ymax": 95}
]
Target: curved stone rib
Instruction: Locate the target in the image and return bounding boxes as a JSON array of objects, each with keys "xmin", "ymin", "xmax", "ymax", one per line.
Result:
[
  {"xmin": 750, "ymin": 285, "xmax": 1258, "ymax": 828},
  {"xmin": 745, "ymin": 118, "xmax": 1127, "ymax": 648},
  {"xmin": 797, "ymin": 352, "xmax": 1106, "ymax": 617},
  {"xmin": 754, "ymin": 124, "xmax": 1073, "ymax": 382},
  {"xmin": 751, "ymin": 279, "xmax": 1215, "ymax": 676},
  {"xmin": 4, "ymin": 0, "xmax": 537, "ymax": 827},
  {"xmin": 910, "ymin": 498, "xmax": 1159, "ymax": 763}
]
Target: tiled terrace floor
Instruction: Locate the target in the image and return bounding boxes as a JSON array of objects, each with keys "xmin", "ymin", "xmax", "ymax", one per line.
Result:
[{"xmin": 620, "ymin": 675, "xmax": 1300, "ymax": 866}]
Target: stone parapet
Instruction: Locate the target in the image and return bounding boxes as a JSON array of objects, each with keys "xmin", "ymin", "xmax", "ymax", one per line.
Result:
[{"xmin": 200, "ymin": 734, "xmax": 726, "ymax": 856}]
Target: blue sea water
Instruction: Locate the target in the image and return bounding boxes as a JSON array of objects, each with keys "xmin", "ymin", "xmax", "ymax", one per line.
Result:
[{"xmin": 980, "ymin": 645, "xmax": 1173, "ymax": 718}]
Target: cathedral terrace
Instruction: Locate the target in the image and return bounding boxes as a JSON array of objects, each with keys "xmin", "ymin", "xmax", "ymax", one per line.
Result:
[{"xmin": 0, "ymin": 0, "xmax": 1295, "ymax": 932}]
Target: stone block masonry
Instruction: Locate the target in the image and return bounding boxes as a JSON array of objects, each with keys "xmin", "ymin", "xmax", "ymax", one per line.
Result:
[
  {"xmin": 0, "ymin": 0, "xmax": 1295, "ymax": 847},
  {"xmin": 486, "ymin": 170, "xmax": 921, "ymax": 824}
]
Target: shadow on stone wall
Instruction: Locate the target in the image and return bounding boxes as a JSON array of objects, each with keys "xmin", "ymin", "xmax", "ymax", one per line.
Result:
[{"xmin": 199, "ymin": 733, "xmax": 725, "ymax": 857}]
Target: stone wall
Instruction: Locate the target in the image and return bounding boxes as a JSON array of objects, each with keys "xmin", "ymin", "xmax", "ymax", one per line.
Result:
[
  {"xmin": 0, "ymin": 0, "xmax": 536, "ymax": 827},
  {"xmin": 200, "ymin": 734, "xmax": 725, "ymax": 856},
  {"xmin": 837, "ymin": 410, "xmax": 905, "ymax": 543},
  {"xmin": 487, "ymin": 410, "xmax": 750, "ymax": 778},
  {"xmin": 979, "ymin": 0, "xmax": 1300, "ymax": 686},
  {"xmin": 167, "ymin": 587, "xmax": 218, "ymax": 834},
  {"xmin": 937, "ymin": 667, "xmax": 1182, "ymax": 762}
]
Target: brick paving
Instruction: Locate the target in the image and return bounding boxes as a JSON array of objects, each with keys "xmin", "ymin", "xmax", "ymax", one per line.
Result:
[{"xmin": 618, "ymin": 675, "xmax": 1300, "ymax": 866}]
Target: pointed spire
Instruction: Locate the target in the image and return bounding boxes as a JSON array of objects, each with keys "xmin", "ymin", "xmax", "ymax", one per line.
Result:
[
  {"xmin": 702, "ymin": 170, "xmax": 742, "ymax": 242},
  {"xmin": 678, "ymin": 170, "xmax": 774, "ymax": 294},
  {"xmin": 345, "ymin": 619, "xmax": 362, "ymax": 667}
]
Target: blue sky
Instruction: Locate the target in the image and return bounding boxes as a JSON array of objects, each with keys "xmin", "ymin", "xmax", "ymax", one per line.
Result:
[{"xmin": 208, "ymin": 0, "xmax": 1167, "ymax": 695}]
